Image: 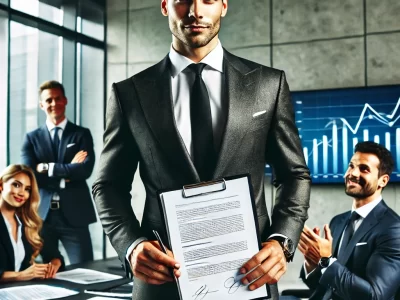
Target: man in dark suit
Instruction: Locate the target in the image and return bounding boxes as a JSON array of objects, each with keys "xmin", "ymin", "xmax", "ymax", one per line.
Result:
[
  {"xmin": 299, "ymin": 141, "xmax": 400, "ymax": 299},
  {"xmin": 93, "ymin": 1, "xmax": 311, "ymax": 299},
  {"xmin": 21, "ymin": 80, "xmax": 96, "ymax": 264}
]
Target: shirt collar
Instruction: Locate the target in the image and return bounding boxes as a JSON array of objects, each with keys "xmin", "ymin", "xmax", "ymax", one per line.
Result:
[
  {"xmin": 169, "ymin": 40, "xmax": 224, "ymax": 78},
  {"xmin": 2, "ymin": 213, "xmax": 22, "ymax": 229},
  {"xmin": 352, "ymin": 196, "xmax": 382, "ymax": 219},
  {"xmin": 46, "ymin": 118, "xmax": 68, "ymax": 132}
]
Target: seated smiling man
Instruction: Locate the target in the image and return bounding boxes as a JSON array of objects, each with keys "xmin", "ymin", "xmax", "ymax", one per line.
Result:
[{"xmin": 298, "ymin": 141, "xmax": 400, "ymax": 300}]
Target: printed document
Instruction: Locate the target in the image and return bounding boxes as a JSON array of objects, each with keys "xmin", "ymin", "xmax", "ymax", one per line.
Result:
[
  {"xmin": 55, "ymin": 268, "xmax": 122, "ymax": 284},
  {"xmin": 0, "ymin": 284, "xmax": 78, "ymax": 300},
  {"xmin": 159, "ymin": 175, "xmax": 269, "ymax": 300}
]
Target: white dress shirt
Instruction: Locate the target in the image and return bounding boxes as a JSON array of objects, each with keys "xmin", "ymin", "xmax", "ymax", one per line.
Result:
[
  {"xmin": 2, "ymin": 213, "xmax": 25, "ymax": 271},
  {"xmin": 46, "ymin": 118, "xmax": 67, "ymax": 192},
  {"xmin": 304, "ymin": 196, "xmax": 383, "ymax": 278},
  {"xmin": 169, "ymin": 40, "xmax": 226, "ymax": 155}
]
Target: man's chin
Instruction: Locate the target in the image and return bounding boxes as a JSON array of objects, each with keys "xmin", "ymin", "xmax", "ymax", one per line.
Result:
[{"xmin": 345, "ymin": 187, "xmax": 362, "ymax": 198}]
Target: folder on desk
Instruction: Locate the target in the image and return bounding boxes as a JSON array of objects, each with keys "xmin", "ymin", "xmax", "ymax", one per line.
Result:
[{"xmin": 157, "ymin": 174, "xmax": 270, "ymax": 300}]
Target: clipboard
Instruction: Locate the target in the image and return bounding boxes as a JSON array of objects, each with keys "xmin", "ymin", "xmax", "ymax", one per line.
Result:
[{"xmin": 157, "ymin": 174, "xmax": 271, "ymax": 300}]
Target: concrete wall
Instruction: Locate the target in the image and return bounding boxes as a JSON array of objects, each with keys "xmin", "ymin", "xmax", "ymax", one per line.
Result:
[{"xmin": 106, "ymin": 0, "xmax": 400, "ymax": 290}]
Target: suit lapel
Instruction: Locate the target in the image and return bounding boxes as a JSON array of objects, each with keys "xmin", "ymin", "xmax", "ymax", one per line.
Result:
[
  {"xmin": 332, "ymin": 212, "xmax": 350, "ymax": 256},
  {"xmin": 339, "ymin": 201, "xmax": 387, "ymax": 265},
  {"xmin": 58, "ymin": 122, "xmax": 74, "ymax": 162},
  {"xmin": 21, "ymin": 225, "xmax": 32, "ymax": 268},
  {"xmin": 0, "ymin": 214, "xmax": 15, "ymax": 269},
  {"xmin": 214, "ymin": 51, "xmax": 261, "ymax": 178},
  {"xmin": 39, "ymin": 125, "xmax": 56, "ymax": 161},
  {"xmin": 135, "ymin": 56, "xmax": 199, "ymax": 183}
]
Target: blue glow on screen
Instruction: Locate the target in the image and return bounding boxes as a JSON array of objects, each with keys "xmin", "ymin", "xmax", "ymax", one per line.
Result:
[{"xmin": 265, "ymin": 85, "xmax": 400, "ymax": 183}]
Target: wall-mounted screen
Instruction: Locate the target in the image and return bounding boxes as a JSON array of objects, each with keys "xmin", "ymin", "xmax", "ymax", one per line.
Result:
[{"xmin": 288, "ymin": 85, "xmax": 400, "ymax": 183}]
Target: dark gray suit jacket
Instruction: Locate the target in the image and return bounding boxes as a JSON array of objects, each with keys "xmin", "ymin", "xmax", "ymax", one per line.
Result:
[
  {"xmin": 21, "ymin": 121, "xmax": 96, "ymax": 227},
  {"xmin": 300, "ymin": 200, "xmax": 400, "ymax": 300},
  {"xmin": 93, "ymin": 50, "xmax": 311, "ymax": 299}
]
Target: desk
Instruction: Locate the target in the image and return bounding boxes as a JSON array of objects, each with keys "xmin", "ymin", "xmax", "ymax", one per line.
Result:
[{"xmin": 0, "ymin": 257, "xmax": 131, "ymax": 299}]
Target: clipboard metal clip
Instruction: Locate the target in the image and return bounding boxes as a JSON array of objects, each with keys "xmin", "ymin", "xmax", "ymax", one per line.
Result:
[{"xmin": 182, "ymin": 178, "xmax": 226, "ymax": 198}]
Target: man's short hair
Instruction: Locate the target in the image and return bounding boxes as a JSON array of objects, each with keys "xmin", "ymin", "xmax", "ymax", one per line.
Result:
[
  {"xmin": 38, "ymin": 80, "xmax": 65, "ymax": 98},
  {"xmin": 354, "ymin": 141, "xmax": 394, "ymax": 177}
]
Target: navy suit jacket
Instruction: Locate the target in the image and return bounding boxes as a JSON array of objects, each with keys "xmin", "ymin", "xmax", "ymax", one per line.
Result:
[
  {"xmin": 21, "ymin": 121, "xmax": 96, "ymax": 227},
  {"xmin": 0, "ymin": 214, "xmax": 65, "ymax": 278},
  {"xmin": 301, "ymin": 200, "xmax": 400, "ymax": 299}
]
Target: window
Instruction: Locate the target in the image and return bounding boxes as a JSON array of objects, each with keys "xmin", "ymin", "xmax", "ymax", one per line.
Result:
[
  {"xmin": 78, "ymin": 0, "xmax": 104, "ymax": 41},
  {"xmin": 11, "ymin": 0, "xmax": 63, "ymax": 26},
  {"xmin": 79, "ymin": 44, "xmax": 104, "ymax": 260},
  {"xmin": 0, "ymin": 10, "xmax": 8, "ymax": 170},
  {"xmin": 9, "ymin": 22, "xmax": 61, "ymax": 164},
  {"xmin": 3, "ymin": 0, "xmax": 107, "ymax": 261}
]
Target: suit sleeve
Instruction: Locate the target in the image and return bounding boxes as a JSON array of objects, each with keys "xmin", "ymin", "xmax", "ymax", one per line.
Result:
[
  {"xmin": 299, "ymin": 216, "xmax": 338, "ymax": 290},
  {"xmin": 92, "ymin": 83, "xmax": 143, "ymax": 275},
  {"xmin": 51, "ymin": 128, "xmax": 95, "ymax": 181},
  {"xmin": 0, "ymin": 243, "xmax": 8, "ymax": 279},
  {"xmin": 300, "ymin": 262, "xmax": 323, "ymax": 290},
  {"xmin": 40, "ymin": 243, "xmax": 66, "ymax": 272},
  {"xmin": 21, "ymin": 134, "xmax": 59, "ymax": 190},
  {"xmin": 320, "ymin": 224, "xmax": 400, "ymax": 299},
  {"xmin": 265, "ymin": 71, "xmax": 311, "ymax": 247}
]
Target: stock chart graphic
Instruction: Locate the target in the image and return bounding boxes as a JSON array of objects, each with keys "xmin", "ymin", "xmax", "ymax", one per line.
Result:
[{"xmin": 292, "ymin": 85, "xmax": 400, "ymax": 183}]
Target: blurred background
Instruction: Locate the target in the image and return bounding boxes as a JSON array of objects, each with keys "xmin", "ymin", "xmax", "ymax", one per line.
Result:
[{"xmin": 0, "ymin": 0, "xmax": 399, "ymax": 291}]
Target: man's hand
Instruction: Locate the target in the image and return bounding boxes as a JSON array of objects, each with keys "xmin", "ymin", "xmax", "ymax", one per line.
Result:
[
  {"xmin": 45, "ymin": 258, "xmax": 62, "ymax": 278},
  {"xmin": 36, "ymin": 163, "xmax": 48, "ymax": 173},
  {"xmin": 129, "ymin": 240, "xmax": 180, "ymax": 285},
  {"xmin": 298, "ymin": 226, "xmax": 321, "ymax": 272},
  {"xmin": 300, "ymin": 224, "xmax": 333, "ymax": 266},
  {"xmin": 240, "ymin": 240, "xmax": 287, "ymax": 290},
  {"xmin": 71, "ymin": 151, "xmax": 87, "ymax": 164}
]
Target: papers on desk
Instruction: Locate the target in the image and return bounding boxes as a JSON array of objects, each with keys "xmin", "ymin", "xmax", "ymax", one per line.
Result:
[
  {"xmin": 0, "ymin": 284, "xmax": 78, "ymax": 300},
  {"xmin": 85, "ymin": 281, "xmax": 132, "ymax": 298},
  {"xmin": 85, "ymin": 290, "xmax": 131, "ymax": 298},
  {"xmin": 88, "ymin": 297, "xmax": 128, "ymax": 300},
  {"xmin": 158, "ymin": 175, "xmax": 270, "ymax": 300},
  {"xmin": 88, "ymin": 297, "xmax": 127, "ymax": 300},
  {"xmin": 55, "ymin": 268, "xmax": 122, "ymax": 284}
]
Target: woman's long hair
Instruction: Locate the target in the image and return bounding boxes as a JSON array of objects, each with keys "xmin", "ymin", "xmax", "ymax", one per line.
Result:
[{"xmin": 0, "ymin": 164, "xmax": 43, "ymax": 264}]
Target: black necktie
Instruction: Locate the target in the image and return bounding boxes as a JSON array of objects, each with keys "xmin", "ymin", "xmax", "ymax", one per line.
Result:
[
  {"xmin": 53, "ymin": 127, "xmax": 61, "ymax": 160},
  {"xmin": 338, "ymin": 211, "xmax": 360, "ymax": 259},
  {"xmin": 188, "ymin": 63, "xmax": 216, "ymax": 181}
]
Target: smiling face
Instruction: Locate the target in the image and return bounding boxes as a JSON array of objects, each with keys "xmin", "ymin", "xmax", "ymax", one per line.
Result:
[
  {"xmin": 161, "ymin": 0, "xmax": 228, "ymax": 51},
  {"xmin": 0, "ymin": 172, "xmax": 31, "ymax": 209},
  {"xmin": 40, "ymin": 87, "xmax": 67, "ymax": 125},
  {"xmin": 344, "ymin": 151, "xmax": 389, "ymax": 203}
]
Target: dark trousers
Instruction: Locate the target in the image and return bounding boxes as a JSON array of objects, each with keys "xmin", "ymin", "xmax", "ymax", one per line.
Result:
[{"xmin": 42, "ymin": 209, "xmax": 93, "ymax": 264}]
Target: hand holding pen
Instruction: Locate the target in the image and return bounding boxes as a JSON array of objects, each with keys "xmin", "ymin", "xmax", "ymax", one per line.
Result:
[{"xmin": 128, "ymin": 231, "xmax": 181, "ymax": 285}]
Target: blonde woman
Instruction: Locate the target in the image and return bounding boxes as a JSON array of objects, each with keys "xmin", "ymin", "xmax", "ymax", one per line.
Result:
[{"xmin": 0, "ymin": 164, "xmax": 64, "ymax": 282}]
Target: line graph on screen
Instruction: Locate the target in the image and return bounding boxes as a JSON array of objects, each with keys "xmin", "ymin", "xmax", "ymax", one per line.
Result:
[{"xmin": 290, "ymin": 85, "xmax": 400, "ymax": 183}]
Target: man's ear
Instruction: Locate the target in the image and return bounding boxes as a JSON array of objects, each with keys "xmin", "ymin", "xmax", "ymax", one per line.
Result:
[
  {"xmin": 161, "ymin": 0, "xmax": 168, "ymax": 16},
  {"xmin": 221, "ymin": 0, "xmax": 228, "ymax": 17},
  {"xmin": 378, "ymin": 174, "xmax": 389, "ymax": 189}
]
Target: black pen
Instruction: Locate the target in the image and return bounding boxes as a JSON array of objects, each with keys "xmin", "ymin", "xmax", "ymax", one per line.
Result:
[{"xmin": 153, "ymin": 230, "xmax": 176, "ymax": 280}]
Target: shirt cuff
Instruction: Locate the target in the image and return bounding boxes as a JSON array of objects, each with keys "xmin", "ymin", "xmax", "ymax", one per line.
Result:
[
  {"xmin": 267, "ymin": 233, "xmax": 289, "ymax": 240},
  {"xmin": 48, "ymin": 163, "xmax": 55, "ymax": 177},
  {"xmin": 125, "ymin": 237, "xmax": 148, "ymax": 267},
  {"xmin": 320, "ymin": 257, "xmax": 337, "ymax": 274},
  {"xmin": 303, "ymin": 261, "xmax": 316, "ymax": 279}
]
